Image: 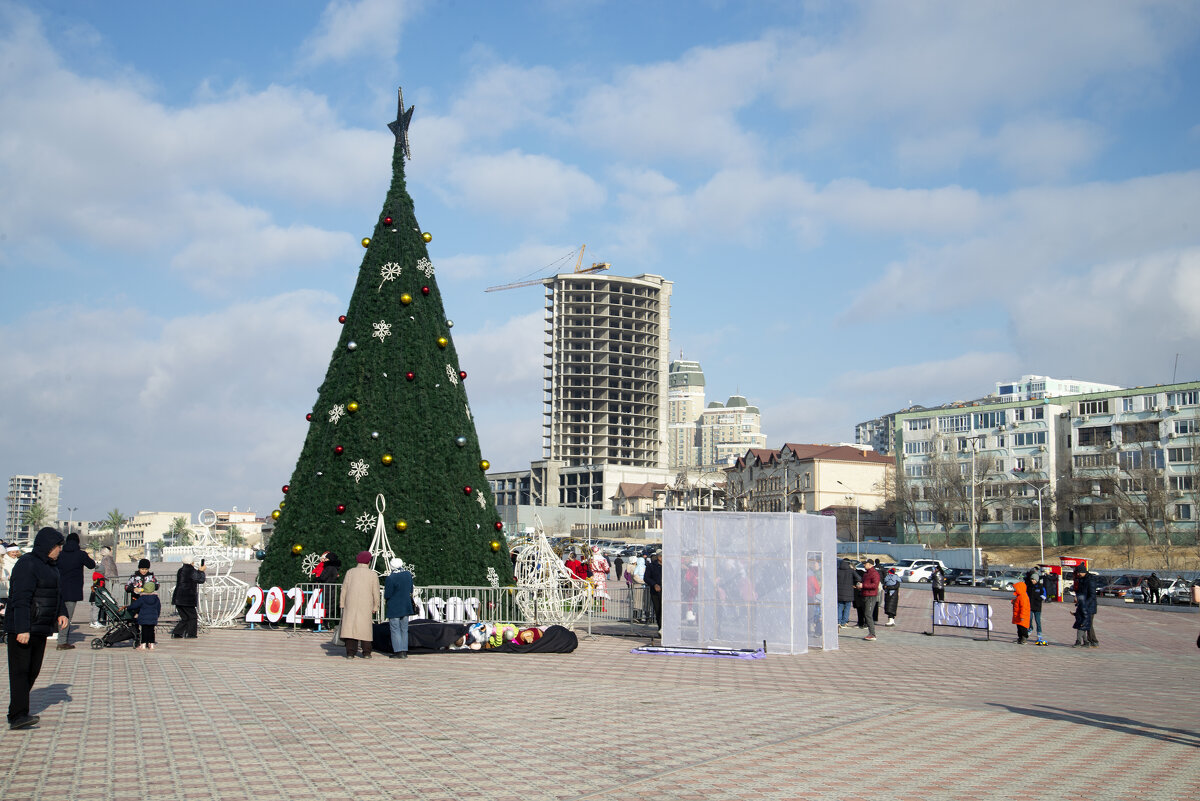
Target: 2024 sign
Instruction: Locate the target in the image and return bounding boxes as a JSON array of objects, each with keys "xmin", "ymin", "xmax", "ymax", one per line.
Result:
[{"xmin": 245, "ymin": 586, "xmax": 325, "ymax": 624}]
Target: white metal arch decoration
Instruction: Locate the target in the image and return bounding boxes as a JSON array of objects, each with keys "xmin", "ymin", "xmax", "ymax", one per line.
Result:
[
  {"xmin": 189, "ymin": 508, "xmax": 251, "ymax": 628},
  {"xmin": 513, "ymin": 515, "xmax": 591, "ymax": 628}
]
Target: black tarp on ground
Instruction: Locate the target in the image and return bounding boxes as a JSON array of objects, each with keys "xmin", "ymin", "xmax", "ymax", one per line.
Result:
[{"xmin": 371, "ymin": 621, "xmax": 578, "ymax": 654}]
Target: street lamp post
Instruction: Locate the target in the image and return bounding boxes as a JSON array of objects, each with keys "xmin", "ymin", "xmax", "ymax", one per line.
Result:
[
  {"xmin": 836, "ymin": 480, "xmax": 860, "ymax": 559},
  {"xmin": 67, "ymin": 506, "xmax": 78, "ymax": 538},
  {"xmin": 1011, "ymin": 471, "xmax": 1046, "ymax": 565}
]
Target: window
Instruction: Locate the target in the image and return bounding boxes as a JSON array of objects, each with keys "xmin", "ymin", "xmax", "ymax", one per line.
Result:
[
  {"xmin": 1014, "ymin": 457, "xmax": 1027, "ymax": 473},
  {"xmin": 1122, "ymin": 397, "xmax": 1136, "ymax": 412},
  {"xmin": 905, "ymin": 464, "xmax": 930, "ymax": 478},
  {"xmin": 1120, "ymin": 422, "xmax": 1159, "ymax": 443},
  {"xmin": 975, "ymin": 411, "xmax": 1006, "ymax": 429},
  {"xmin": 1014, "ymin": 431, "xmax": 1047, "ymax": 446},
  {"xmin": 906, "ymin": 418, "xmax": 931, "ymax": 431},
  {"xmin": 916, "ymin": 510, "xmax": 936, "ymax": 524},
  {"xmin": 1077, "ymin": 427, "xmax": 1109, "ymax": 447},
  {"xmin": 904, "ymin": 440, "xmax": 931, "ymax": 455},
  {"xmin": 1031, "ymin": 406, "xmax": 1044, "ymax": 420},
  {"xmin": 1143, "ymin": 395, "xmax": 1159, "ymax": 411},
  {"xmin": 1012, "ymin": 506, "xmax": 1035, "ymax": 522},
  {"xmin": 1120, "ymin": 449, "xmax": 1165, "ymax": 470},
  {"xmin": 1075, "ymin": 453, "xmax": 1116, "ymax": 469},
  {"xmin": 1179, "ymin": 504, "xmax": 1194, "ymax": 521},
  {"xmin": 937, "ymin": 414, "xmax": 971, "ymax": 433},
  {"xmin": 1171, "ymin": 476, "xmax": 1195, "ymax": 491},
  {"xmin": 1079, "ymin": 400, "xmax": 1110, "ymax": 415},
  {"xmin": 1176, "ymin": 419, "xmax": 1198, "ymax": 435},
  {"xmin": 1168, "ymin": 390, "xmax": 1199, "ymax": 406},
  {"xmin": 1168, "ymin": 447, "xmax": 1194, "ymax": 463}
]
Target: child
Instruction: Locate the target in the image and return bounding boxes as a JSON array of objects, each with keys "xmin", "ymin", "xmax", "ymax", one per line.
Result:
[
  {"xmin": 124, "ymin": 580, "xmax": 162, "ymax": 651},
  {"xmin": 1011, "ymin": 580, "xmax": 1031, "ymax": 645}
]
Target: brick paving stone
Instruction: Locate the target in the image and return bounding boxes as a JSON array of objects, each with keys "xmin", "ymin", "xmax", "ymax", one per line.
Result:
[{"xmin": 2, "ymin": 592, "xmax": 1199, "ymax": 799}]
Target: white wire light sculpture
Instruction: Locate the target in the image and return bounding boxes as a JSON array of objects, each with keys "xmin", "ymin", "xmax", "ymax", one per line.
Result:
[
  {"xmin": 189, "ymin": 508, "xmax": 252, "ymax": 628},
  {"xmin": 513, "ymin": 515, "xmax": 591, "ymax": 628},
  {"xmin": 368, "ymin": 493, "xmax": 398, "ymax": 577}
]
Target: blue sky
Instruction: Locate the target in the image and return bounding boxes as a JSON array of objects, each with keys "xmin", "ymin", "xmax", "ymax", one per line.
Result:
[{"xmin": 2, "ymin": 0, "xmax": 1200, "ymax": 525}]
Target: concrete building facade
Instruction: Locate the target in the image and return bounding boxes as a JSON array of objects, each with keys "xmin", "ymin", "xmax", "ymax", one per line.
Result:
[
  {"xmin": 667, "ymin": 358, "xmax": 706, "ymax": 470},
  {"xmin": 726, "ymin": 444, "xmax": 893, "ymax": 516},
  {"xmin": 5, "ymin": 473, "xmax": 62, "ymax": 544},
  {"xmin": 892, "ymin": 380, "xmax": 1200, "ymax": 547},
  {"xmin": 697, "ymin": 396, "xmax": 767, "ymax": 470}
]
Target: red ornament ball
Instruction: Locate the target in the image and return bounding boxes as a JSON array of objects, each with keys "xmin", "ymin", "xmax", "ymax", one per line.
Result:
[
  {"xmin": 338, "ymin": 315, "xmax": 346, "ymax": 324},
  {"xmin": 305, "ymin": 413, "xmax": 313, "ymax": 421},
  {"xmin": 336, "ymin": 504, "xmax": 346, "ymax": 514},
  {"xmin": 494, "ymin": 521, "xmax": 504, "ymax": 531},
  {"xmin": 282, "ymin": 485, "xmax": 290, "ymax": 494},
  {"xmin": 463, "ymin": 486, "xmax": 472, "ymax": 496},
  {"xmin": 383, "ymin": 216, "xmax": 393, "ymax": 225},
  {"xmin": 421, "ymin": 286, "xmax": 430, "ymax": 296},
  {"xmin": 459, "ymin": 370, "xmax": 467, "ymax": 380},
  {"xmin": 334, "ymin": 445, "xmax": 344, "ymax": 455},
  {"xmin": 405, "ymin": 371, "xmax": 415, "ymax": 381}
]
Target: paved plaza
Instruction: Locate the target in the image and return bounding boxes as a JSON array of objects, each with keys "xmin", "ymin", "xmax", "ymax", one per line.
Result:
[{"xmin": 4, "ymin": 588, "xmax": 1200, "ymax": 801}]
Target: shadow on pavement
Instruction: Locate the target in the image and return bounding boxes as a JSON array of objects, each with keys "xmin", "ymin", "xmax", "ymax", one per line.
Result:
[
  {"xmin": 988, "ymin": 702, "xmax": 1200, "ymax": 748},
  {"xmin": 30, "ymin": 682, "xmax": 73, "ymax": 714}
]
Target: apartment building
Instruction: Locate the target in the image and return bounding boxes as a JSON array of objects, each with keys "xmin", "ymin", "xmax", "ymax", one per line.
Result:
[
  {"xmin": 893, "ymin": 380, "xmax": 1200, "ymax": 547},
  {"xmin": 726, "ymin": 444, "xmax": 892, "ymax": 516},
  {"xmin": 667, "ymin": 358, "xmax": 705, "ymax": 470},
  {"xmin": 5, "ymin": 473, "xmax": 62, "ymax": 543},
  {"xmin": 696, "ymin": 396, "xmax": 767, "ymax": 470}
]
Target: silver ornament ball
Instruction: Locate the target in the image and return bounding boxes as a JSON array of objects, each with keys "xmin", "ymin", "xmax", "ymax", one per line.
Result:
[
  {"xmin": 371, "ymin": 431, "xmax": 380, "ymax": 439},
  {"xmin": 347, "ymin": 341, "xmax": 358, "ymax": 351},
  {"xmin": 455, "ymin": 436, "xmax": 467, "ymax": 447},
  {"xmin": 446, "ymin": 320, "xmax": 454, "ymax": 328}
]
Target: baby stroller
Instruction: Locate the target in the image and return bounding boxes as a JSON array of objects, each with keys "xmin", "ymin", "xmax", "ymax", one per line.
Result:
[{"xmin": 90, "ymin": 585, "xmax": 140, "ymax": 649}]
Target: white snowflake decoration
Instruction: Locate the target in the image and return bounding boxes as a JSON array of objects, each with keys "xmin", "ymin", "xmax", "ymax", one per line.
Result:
[
  {"xmin": 446, "ymin": 364, "xmax": 458, "ymax": 385},
  {"xmin": 378, "ymin": 261, "xmax": 402, "ymax": 290},
  {"xmin": 486, "ymin": 567, "xmax": 500, "ymax": 589},
  {"xmin": 416, "ymin": 257, "xmax": 435, "ymax": 278},
  {"xmin": 372, "ymin": 320, "xmax": 392, "ymax": 342},
  {"xmin": 355, "ymin": 512, "xmax": 377, "ymax": 533},
  {"xmin": 301, "ymin": 552, "xmax": 321, "ymax": 577},
  {"xmin": 476, "ymin": 490, "xmax": 487, "ymax": 509},
  {"xmin": 513, "ymin": 515, "xmax": 591, "ymax": 628},
  {"xmin": 348, "ymin": 459, "xmax": 369, "ymax": 483},
  {"xmin": 328, "ymin": 404, "xmax": 346, "ymax": 425}
]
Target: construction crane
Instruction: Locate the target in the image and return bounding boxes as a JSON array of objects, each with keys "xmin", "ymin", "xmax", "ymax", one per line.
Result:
[{"xmin": 484, "ymin": 244, "xmax": 610, "ymax": 292}]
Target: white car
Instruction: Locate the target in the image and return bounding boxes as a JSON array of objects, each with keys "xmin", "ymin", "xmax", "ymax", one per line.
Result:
[{"xmin": 903, "ymin": 564, "xmax": 939, "ymax": 583}]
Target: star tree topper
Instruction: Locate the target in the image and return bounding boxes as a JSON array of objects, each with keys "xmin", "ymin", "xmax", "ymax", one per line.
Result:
[{"xmin": 388, "ymin": 86, "xmax": 415, "ymax": 159}]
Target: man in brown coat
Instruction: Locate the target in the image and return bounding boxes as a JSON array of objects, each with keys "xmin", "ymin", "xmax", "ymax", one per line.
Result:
[{"xmin": 340, "ymin": 551, "xmax": 380, "ymax": 659}]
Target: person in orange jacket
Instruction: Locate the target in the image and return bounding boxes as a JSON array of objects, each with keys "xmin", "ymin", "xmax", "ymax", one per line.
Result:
[{"xmin": 1012, "ymin": 581, "xmax": 1031, "ymax": 645}]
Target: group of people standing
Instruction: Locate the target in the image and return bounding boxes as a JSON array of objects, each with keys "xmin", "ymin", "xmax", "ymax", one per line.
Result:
[{"xmin": 835, "ymin": 558, "xmax": 899, "ymax": 641}]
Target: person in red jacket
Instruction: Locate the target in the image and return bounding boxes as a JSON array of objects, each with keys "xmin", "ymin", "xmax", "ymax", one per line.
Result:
[
  {"xmin": 857, "ymin": 560, "xmax": 881, "ymax": 641},
  {"xmin": 1012, "ymin": 581, "xmax": 1031, "ymax": 645}
]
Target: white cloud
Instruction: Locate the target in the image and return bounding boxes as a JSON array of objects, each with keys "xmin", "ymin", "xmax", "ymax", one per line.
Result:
[
  {"xmin": 442, "ymin": 150, "xmax": 605, "ymax": 225},
  {"xmin": 0, "ymin": 291, "xmax": 341, "ymax": 519},
  {"xmin": 298, "ymin": 0, "xmax": 415, "ymax": 67}
]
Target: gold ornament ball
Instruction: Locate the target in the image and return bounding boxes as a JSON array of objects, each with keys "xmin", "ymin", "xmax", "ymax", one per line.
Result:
[
  {"xmin": 480, "ymin": 459, "xmax": 490, "ymax": 471},
  {"xmin": 347, "ymin": 401, "xmax": 359, "ymax": 413},
  {"xmin": 361, "ymin": 237, "xmax": 371, "ymax": 248},
  {"xmin": 437, "ymin": 336, "xmax": 448, "ymax": 348},
  {"xmin": 278, "ymin": 500, "xmax": 285, "ymax": 508},
  {"xmin": 490, "ymin": 540, "xmax": 501, "ymax": 552},
  {"xmin": 400, "ymin": 293, "xmax": 412, "ymax": 305},
  {"xmin": 422, "ymin": 232, "xmax": 432, "ymax": 243},
  {"xmin": 291, "ymin": 543, "xmax": 302, "ymax": 554},
  {"xmin": 272, "ymin": 509, "xmax": 281, "ymax": 520},
  {"xmin": 394, "ymin": 520, "xmax": 408, "ymax": 532},
  {"xmin": 382, "ymin": 453, "xmax": 394, "ymax": 465}
]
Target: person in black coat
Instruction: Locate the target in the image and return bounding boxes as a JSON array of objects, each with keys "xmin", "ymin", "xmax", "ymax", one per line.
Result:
[
  {"xmin": 1024, "ymin": 569, "xmax": 1047, "ymax": 645},
  {"xmin": 170, "ymin": 556, "xmax": 207, "ymax": 639},
  {"xmin": 836, "ymin": 558, "xmax": 857, "ymax": 627},
  {"xmin": 6, "ymin": 527, "xmax": 69, "ymax": 730},
  {"xmin": 1072, "ymin": 565, "xmax": 1100, "ymax": 648},
  {"xmin": 54, "ymin": 532, "xmax": 95, "ymax": 650},
  {"xmin": 643, "ymin": 550, "xmax": 664, "ymax": 633}
]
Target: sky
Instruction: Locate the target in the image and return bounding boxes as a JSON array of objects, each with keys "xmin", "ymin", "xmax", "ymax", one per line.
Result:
[{"xmin": 2, "ymin": 0, "xmax": 1200, "ymax": 526}]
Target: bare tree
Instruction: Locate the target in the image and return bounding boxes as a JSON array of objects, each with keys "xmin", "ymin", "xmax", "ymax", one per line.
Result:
[{"xmin": 1107, "ymin": 445, "xmax": 1172, "ymax": 568}]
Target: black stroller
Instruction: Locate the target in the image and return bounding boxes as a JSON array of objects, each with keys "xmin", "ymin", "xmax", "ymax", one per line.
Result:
[{"xmin": 90, "ymin": 585, "xmax": 140, "ymax": 649}]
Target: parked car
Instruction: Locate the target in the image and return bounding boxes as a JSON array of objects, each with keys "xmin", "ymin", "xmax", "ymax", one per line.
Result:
[
  {"xmin": 984, "ymin": 569, "xmax": 1020, "ymax": 591},
  {"xmin": 945, "ymin": 567, "xmax": 977, "ymax": 585},
  {"xmin": 1099, "ymin": 575, "xmax": 1140, "ymax": 599},
  {"xmin": 1157, "ymin": 578, "xmax": 1197, "ymax": 605},
  {"xmin": 898, "ymin": 559, "xmax": 947, "ymax": 582}
]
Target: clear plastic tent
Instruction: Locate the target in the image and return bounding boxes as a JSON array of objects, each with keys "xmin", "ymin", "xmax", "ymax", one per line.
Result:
[{"xmin": 662, "ymin": 511, "xmax": 838, "ymax": 655}]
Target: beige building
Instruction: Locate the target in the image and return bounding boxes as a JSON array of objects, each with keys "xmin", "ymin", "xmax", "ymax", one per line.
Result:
[
  {"xmin": 726, "ymin": 444, "xmax": 892, "ymax": 515},
  {"xmin": 5, "ymin": 473, "xmax": 62, "ymax": 543},
  {"xmin": 118, "ymin": 511, "xmax": 191, "ymax": 550},
  {"xmin": 667, "ymin": 359, "xmax": 705, "ymax": 469},
  {"xmin": 697, "ymin": 396, "xmax": 767, "ymax": 470}
]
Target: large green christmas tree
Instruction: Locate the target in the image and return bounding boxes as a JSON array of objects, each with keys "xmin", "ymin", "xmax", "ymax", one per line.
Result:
[{"xmin": 258, "ymin": 88, "xmax": 510, "ymax": 589}]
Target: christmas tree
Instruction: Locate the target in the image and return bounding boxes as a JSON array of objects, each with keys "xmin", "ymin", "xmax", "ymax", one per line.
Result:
[{"xmin": 258, "ymin": 88, "xmax": 510, "ymax": 589}]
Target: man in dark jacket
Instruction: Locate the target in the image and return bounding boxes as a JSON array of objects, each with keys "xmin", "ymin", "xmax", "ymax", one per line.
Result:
[
  {"xmin": 836, "ymin": 558, "xmax": 857, "ymax": 627},
  {"xmin": 383, "ymin": 558, "xmax": 415, "ymax": 658},
  {"xmin": 858, "ymin": 560, "xmax": 881, "ymax": 640},
  {"xmin": 643, "ymin": 550, "xmax": 664, "ymax": 633},
  {"xmin": 1072, "ymin": 565, "xmax": 1100, "ymax": 648},
  {"xmin": 170, "ymin": 556, "xmax": 207, "ymax": 639},
  {"xmin": 54, "ymin": 532, "xmax": 95, "ymax": 650},
  {"xmin": 6, "ymin": 527, "xmax": 69, "ymax": 730}
]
